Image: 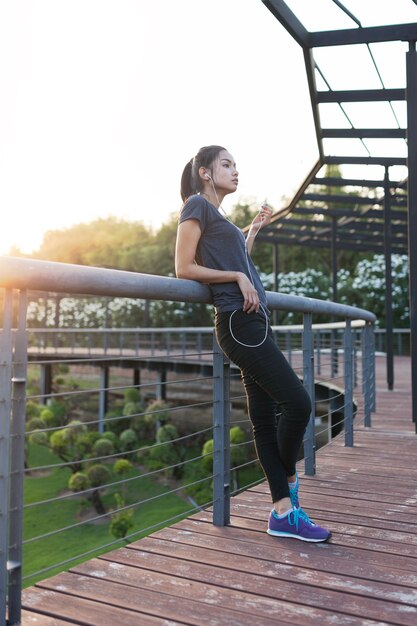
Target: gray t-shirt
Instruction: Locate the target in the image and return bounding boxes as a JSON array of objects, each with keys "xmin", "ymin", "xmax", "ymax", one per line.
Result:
[{"xmin": 179, "ymin": 195, "xmax": 268, "ymax": 314}]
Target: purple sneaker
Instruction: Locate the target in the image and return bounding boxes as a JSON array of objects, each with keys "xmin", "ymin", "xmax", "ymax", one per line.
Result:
[{"xmin": 267, "ymin": 508, "xmax": 331, "ymax": 543}]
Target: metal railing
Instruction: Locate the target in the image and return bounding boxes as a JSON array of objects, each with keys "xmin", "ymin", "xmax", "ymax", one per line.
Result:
[{"xmin": 0, "ymin": 256, "xmax": 376, "ymax": 626}]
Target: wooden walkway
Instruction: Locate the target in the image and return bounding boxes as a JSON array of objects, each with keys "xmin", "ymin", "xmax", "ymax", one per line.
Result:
[{"xmin": 21, "ymin": 355, "xmax": 417, "ymax": 626}]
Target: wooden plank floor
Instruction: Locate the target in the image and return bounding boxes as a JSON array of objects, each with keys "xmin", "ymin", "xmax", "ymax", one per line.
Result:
[{"xmin": 21, "ymin": 355, "xmax": 417, "ymax": 626}]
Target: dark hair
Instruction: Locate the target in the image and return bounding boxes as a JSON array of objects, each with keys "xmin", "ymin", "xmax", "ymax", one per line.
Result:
[{"xmin": 180, "ymin": 145, "xmax": 226, "ymax": 202}]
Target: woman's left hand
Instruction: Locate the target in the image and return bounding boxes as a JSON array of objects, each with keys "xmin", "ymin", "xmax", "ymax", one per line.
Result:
[{"xmin": 250, "ymin": 203, "xmax": 272, "ymax": 231}]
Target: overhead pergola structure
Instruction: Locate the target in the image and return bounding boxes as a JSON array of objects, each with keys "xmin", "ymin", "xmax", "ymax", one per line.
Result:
[{"xmin": 258, "ymin": 0, "xmax": 417, "ymax": 429}]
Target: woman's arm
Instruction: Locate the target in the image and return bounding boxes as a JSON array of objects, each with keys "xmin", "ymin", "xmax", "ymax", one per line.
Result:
[
  {"xmin": 175, "ymin": 219, "xmax": 260, "ymax": 313},
  {"xmin": 245, "ymin": 204, "xmax": 272, "ymax": 255}
]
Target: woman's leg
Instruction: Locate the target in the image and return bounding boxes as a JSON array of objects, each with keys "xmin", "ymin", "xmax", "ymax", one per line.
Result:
[{"xmin": 216, "ymin": 311, "xmax": 311, "ymax": 505}]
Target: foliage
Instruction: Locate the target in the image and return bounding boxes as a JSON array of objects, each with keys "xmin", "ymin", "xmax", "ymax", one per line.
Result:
[
  {"xmin": 104, "ymin": 409, "xmax": 131, "ymax": 437},
  {"xmin": 142, "ymin": 400, "xmax": 170, "ymax": 440},
  {"xmin": 348, "ymin": 254, "xmax": 409, "ymax": 327},
  {"xmin": 26, "ymin": 401, "xmax": 42, "ymax": 419},
  {"xmin": 84, "ymin": 463, "xmax": 112, "ymax": 515},
  {"xmin": 92, "ymin": 437, "xmax": 115, "ymax": 458},
  {"xmin": 23, "ymin": 444, "xmax": 190, "ymax": 586},
  {"xmin": 119, "ymin": 428, "xmax": 138, "ymax": 452},
  {"xmin": 262, "ymin": 254, "xmax": 409, "ymax": 328},
  {"xmin": 39, "ymin": 408, "xmax": 58, "ymax": 428},
  {"xmin": 102, "ymin": 430, "xmax": 119, "ymax": 448},
  {"xmin": 67, "ymin": 462, "xmax": 110, "ymax": 516},
  {"xmin": 26, "ymin": 417, "xmax": 47, "ymax": 432},
  {"xmin": 201, "ymin": 426, "xmax": 248, "ymax": 478},
  {"xmin": 28, "ymin": 430, "xmax": 49, "ymax": 447},
  {"xmin": 201, "ymin": 439, "xmax": 214, "ymax": 474},
  {"xmin": 114, "ymin": 459, "xmax": 133, "ymax": 475},
  {"xmin": 86, "ymin": 463, "xmax": 111, "ymax": 488},
  {"xmin": 48, "ymin": 420, "xmax": 93, "ymax": 472},
  {"xmin": 109, "ymin": 493, "xmax": 134, "ymax": 540},
  {"xmin": 147, "ymin": 423, "xmax": 184, "ymax": 478},
  {"xmin": 68, "ymin": 471, "xmax": 90, "ymax": 492}
]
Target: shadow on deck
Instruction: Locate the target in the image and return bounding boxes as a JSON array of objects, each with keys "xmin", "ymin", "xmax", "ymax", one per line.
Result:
[{"xmin": 22, "ymin": 355, "xmax": 417, "ymax": 626}]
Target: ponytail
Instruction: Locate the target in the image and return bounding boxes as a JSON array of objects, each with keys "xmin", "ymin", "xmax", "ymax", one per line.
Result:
[
  {"xmin": 180, "ymin": 160, "xmax": 194, "ymax": 203},
  {"xmin": 180, "ymin": 145, "xmax": 226, "ymax": 204}
]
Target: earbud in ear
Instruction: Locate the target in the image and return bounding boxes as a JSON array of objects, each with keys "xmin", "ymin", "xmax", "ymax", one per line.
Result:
[{"xmin": 206, "ymin": 174, "xmax": 211, "ymax": 180}]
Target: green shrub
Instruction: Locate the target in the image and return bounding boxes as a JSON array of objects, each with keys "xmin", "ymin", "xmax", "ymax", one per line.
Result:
[
  {"xmin": 85, "ymin": 463, "xmax": 111, "ymax": 488},
  {"xmin": 74, "ymin": 431, "xmax": 99, "ymax": 457},
  {"xmin": 28, "ymin": 430, "xmax": 49, "ymax": 446},
  {"xmin": 230, "ymin": 426, "xmax": 245, "ymax": 445},
  {"xmin": 104, "ymin": 410, "xmax": 131, "ymax": 437},
  {"xmin": 119, "ymin": 428, "xmax": 138, "ymax": 452},
  {"xmin": 49, "ymin": 429, "xmax": 68, "ymax": 456},
  {"xmin": 68, "ymin": 471, "xmax": 90, "ymax": 492},
  {"xmin": 26, "ymin": 401, "xmax": 42, "ymax": 419},
  {"xmin": 148, "ymin": 424, "xmax": 184, "ymax": 478},
  {"xmin": 114, "ymin": 459, "xmax": 133, "ymax": 475},
  {"xmin": 92, "ymin": 437, "xmax": 115, "ymax": 458},
  {"xmin": 39, "ymin": 408, "xmax": 59, "ymax": 428},
  {"xmin": 123, "ymin": 388, "xmax": 142, "ymax": 404},
  {"xmin": 109, "ymin": 493, "xmax": 134, "ymax": 540},
  {"xmin": 102, "ymin": 431, "xmax": 118, "ymax": 446},
  {"xmin": 26, "ymin": 417, "xmax": 46, "ymax": 433}
]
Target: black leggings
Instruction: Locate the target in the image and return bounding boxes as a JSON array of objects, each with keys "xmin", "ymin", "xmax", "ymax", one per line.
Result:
[{"xmin": 215, "ymin": 309, "xmax": 311, "ymax": 503}]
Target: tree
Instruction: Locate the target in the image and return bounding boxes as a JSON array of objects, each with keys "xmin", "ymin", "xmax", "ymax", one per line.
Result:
[
  {"xmin": 147, "ymin": 423, "xmax": 184, "ymax": 478},
  {"xmin": 68, "ymin": 463, "xmax": 111, "ymax": 515},
  {"xmin": 109, "ymin": 493, "xmax": 134, "ymax": 540}
]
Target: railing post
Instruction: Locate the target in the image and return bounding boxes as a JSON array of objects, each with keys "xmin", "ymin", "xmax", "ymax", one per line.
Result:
[
  {"xmin": 330, "ymin": 329, "xmax": 338, "ymax": 376},
  {"xmin": 302, "ymin": 313, "xmax": 316, "ymax": 476},
  {"xmin": 344, "ymin": 319, "xmax": 354, "ymax": 447},
  {"xmin": 0, "ymin": 290, "xmax": 13, "ymax": 626},
  {"xmin": 362, "ymin": 323, "xmax": 372, "ymax": 427},
  {"xmin": 8, "ymin": 290, "xmax": 28, "ymax": 625},
  {"xmin": 370, "ymin": 325, "xmax": 376, "ymax": 413},
  {"xmin": 98, "ymin": 366, "xmax": 109, "ymax": 433},
  {"xmin": 212, "ymin": 332, "xmax": 230, "ymax": 526}
]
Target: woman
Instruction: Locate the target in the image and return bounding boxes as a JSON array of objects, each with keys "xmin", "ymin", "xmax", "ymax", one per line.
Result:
[{"xmin": 175, "ymin": 145, "xmax": 330, "ymax": 542}]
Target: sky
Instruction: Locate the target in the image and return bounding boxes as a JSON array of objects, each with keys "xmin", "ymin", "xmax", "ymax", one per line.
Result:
[{"xmin": 0, "ymin": 0, "xmax": 415, "ymax": 256}]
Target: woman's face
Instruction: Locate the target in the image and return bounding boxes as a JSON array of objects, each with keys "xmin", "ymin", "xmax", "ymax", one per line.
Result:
[{"xmin": 211, "ymin": 150, "xmax": 239, "ymax": 195}]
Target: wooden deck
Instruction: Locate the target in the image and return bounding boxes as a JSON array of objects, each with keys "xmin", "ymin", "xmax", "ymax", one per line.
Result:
[{"xmin": 21, "ymin": 355, "xmax": 417, "ymax": 626}]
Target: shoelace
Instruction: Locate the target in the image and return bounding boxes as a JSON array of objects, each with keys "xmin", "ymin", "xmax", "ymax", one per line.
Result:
[{"xmin": 288, "ymin": 507, "xmax": 315, "ymax": 530}]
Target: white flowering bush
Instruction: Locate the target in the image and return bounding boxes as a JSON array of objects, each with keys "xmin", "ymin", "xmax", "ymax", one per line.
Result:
[
  {"xmin": 346, "ymin": 254, "xmax": 409, "ymax": 327},
  {"xmin": 27, "ymin": 296, "xmax": 146, "ymax": 328},
  {"xmin": 264, "ymin": 254, "xmax": 409, "ymax": 328}
]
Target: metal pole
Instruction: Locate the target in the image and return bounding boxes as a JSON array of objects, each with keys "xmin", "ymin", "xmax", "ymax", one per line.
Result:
[
  {"xmin": 384, "ymin": 167, "xmax": 394, "ymax": 390},
  {"xmin": 370, "ymin": 325, "xmax": 376, "ymax": 413},
  {"xmin": 0, "ymin": 290, "xmax": 13, "ymax": 626},
  {"xmin": 212, "ymin": 333, "xmax": 230, "ymax": 526},
  {"xmin": 362, "ymin": 324, "xmax": 372, "ymax": 428},
  {"xmin": 302, "ymin": 312, "xmax": 316, "ymax": 475},
  {"xmin": 98, "ymin": 366, "xmax": 109, "ymax": 433},
  {"xmin": 8, "ymin": 290, "xmax": 28, "ymax": 625},
  {"xmin": 406, "ymin": 41, "xmax": 417, "ymax": 431},
  {"xmin": 331, "ymin": 216, "xmax": 338, "ymax": 301},
  {"xmin": 344, "ymin": 319, "xmax": 354, "ymax": 447},
  {"xmin": 273, "ymin": 243, "xmax": 279, "ymax": 326}
]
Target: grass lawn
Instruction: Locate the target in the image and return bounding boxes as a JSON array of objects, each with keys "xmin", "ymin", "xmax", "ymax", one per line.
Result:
[{"xmin": 23, "ymin": 444, "xmax": 192, "ymax": 587}]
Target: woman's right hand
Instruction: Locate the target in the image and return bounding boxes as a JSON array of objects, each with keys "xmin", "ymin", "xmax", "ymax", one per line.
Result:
[{"xmin": 236, "ymin": 272, "xmax": 260, "ymax": 314}]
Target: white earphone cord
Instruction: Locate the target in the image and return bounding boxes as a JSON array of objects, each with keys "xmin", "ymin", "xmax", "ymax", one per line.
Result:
[{"xmin": 209, "ymin": 178, "xmax": 269, "ymax": 348}]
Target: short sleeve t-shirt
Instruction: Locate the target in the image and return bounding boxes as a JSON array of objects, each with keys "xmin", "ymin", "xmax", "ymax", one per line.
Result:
[{"xmin": 178, "ymin": 195, "xmax": 268, "ymax": 314}]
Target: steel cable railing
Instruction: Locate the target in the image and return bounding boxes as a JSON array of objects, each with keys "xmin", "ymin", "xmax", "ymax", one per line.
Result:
[{"xmin": 0, "ymin": 255, "xmax": 376, "ymax": 626}]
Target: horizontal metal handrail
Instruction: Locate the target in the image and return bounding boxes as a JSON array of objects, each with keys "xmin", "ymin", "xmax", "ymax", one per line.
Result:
[{"xmin": 0, "ymin": 256, "xmax": 376, "ymax": 322}]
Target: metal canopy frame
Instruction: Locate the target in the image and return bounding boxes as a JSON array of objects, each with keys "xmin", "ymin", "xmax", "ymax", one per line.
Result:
[{"xmin": 260, "ymin": 0, "xmax": 417, "ymax": 427}]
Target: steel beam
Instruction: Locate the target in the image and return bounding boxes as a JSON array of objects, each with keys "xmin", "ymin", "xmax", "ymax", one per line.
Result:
[{"xmin": 406, "ymin": 42, "xmax": 417, "ymax": 429}]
